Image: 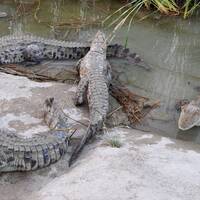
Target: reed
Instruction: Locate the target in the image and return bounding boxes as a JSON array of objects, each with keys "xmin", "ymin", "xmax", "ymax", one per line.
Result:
[{"xmin": 103, "ymin": 0, "xmax": 200, "ymax": 33}]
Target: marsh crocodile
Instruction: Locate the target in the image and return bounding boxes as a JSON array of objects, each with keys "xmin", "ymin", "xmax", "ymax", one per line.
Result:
[
  {"xmin": 0, "ymin": 33, "xmax": 149, "ymax": 69},
  {"xmin": 69, "ymin": 31, "xmax": 110, "ymax": 164},
  {"xmin": 178, "ymin": 96, "xmax": 200, "ymax": 130},
  {"xmin": 0, "ymin": 98, "xmax": 72, "ymax": 172}
]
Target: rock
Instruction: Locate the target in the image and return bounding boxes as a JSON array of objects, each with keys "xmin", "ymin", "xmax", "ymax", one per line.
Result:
[
  {"xmin": 0, "ymin": 12, "xmax": 8, "ymax": 18},
  {"xmin": 30, "ymin": 128, "xmax": 200, "ymax": 200}
]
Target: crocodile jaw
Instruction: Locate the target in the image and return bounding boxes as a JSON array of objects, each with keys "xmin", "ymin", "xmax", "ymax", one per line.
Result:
[
  {"xmin": 178, "ymin": 121, "xmax": 195, "ymax": 131},
  {"xmin": 178, "ymin": 119, "xmax": 200, "ymax": 130},
  {"xmin": 178, "ymin": 104, "xmax": 200, "ymax": 130}
]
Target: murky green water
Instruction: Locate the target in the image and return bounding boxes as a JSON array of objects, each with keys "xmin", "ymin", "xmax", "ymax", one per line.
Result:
[{"xmin": 0, "ymin": 0, "xmax": 200, "ymax": 143}]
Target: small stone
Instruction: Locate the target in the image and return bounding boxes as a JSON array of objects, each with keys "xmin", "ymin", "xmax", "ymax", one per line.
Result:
[{"xmin": 0, "ymin": 12, "xmax": 8, "ymax": 18}]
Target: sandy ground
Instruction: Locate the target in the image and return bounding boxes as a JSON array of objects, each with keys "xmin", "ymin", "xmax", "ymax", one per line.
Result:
[{"xmin": 0, "ymin": 72, "xmax": 200, "ymax": 200}]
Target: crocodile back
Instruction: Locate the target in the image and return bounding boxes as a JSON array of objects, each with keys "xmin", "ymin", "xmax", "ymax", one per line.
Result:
[
  {"xmin": 0, "ymin": 34, "xmax": 149, "ymax": 69},
  {"xmin": 86, "ymin": 52, "xmax": 109, "ymax": 126}
]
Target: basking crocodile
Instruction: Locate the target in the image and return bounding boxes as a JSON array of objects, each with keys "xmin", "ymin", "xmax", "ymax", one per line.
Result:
[
  {"xmin": 178, "ymin": 96, "xmax": 200, "ymax": 130},
  {"xmin": 69, "ymin": 31, "xmax": 110, "ymax": 165},
  {"xmin": 0, "ymin": 33, "xmax": 149, "ymax": 69},
  {"xmin": 0, "ymin": 98, "xmax": 72, "ymax": 172}
]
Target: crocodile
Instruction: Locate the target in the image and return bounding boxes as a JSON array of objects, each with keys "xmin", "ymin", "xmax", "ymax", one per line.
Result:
[
  {"xmin": 0, "ymin": 98, "xmax": 72, "ymax": 172},
  {"xmin": 0, "ymin": 33, "xmax": 149, "ymax": 70},
  {"xmin": 69, "ymin": 31, "xmax": 111, "ymax": 165},
  {"xmin": 178, "ymin": 96, "xmax": 200, "ymax": 130}
]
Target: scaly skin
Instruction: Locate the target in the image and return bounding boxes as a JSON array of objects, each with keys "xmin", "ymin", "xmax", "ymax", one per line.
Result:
[
  {"xmin": 178, "ymin": 96, "xmax": 200, "ymax": 130},
  {"xmin": 0, "ymin": 34, "xmax": 149, "ymax": 70},
  {"xmin": 69, "ymin": 31, "xmax": 110, "ymax": 165},
  {"xmin": 0, "ymin": 98, "xmax": 71, "ymax": 172}
]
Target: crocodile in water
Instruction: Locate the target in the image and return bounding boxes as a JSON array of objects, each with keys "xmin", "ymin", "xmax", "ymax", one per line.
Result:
[
  {"xmin": 0, "ymin": 98, "xmax": 72, "ymax": 172},
  {"xmin": 178, "ymin": 96, "xmax": 200, "ymax": 130},
  {"xmin": 0, "ymin": 33, "xmax": 149, "ymax": 70}
]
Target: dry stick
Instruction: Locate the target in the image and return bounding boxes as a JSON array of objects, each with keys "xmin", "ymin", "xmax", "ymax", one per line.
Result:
[
  {"xmin": 132, "ymin": 113, "xmax": 141, "ymax": 123},
  {"xmin": 107, "ymin": 106, "xmax": 123, "ymax": 118},
  {"xmin": 61, "ymin": 110, "xmax": 89, "ymax": 127},
  {"xmin": 69, "ymin": 129, "xmax": 77, "ymax": 139}
]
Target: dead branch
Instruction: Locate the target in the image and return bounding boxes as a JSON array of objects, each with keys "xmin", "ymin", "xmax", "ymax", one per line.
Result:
[{"xmin": 109, "ymin": 81, "xmax": 160, "ymax": 124}]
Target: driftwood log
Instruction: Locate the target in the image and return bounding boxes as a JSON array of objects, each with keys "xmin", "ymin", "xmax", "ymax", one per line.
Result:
[{"xmin": 0, "ymin": 64, "xmax": 77, "ymax": 82}]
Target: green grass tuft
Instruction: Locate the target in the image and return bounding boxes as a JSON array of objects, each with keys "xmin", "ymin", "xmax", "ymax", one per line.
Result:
[{"xmin": 105, "ymin": 137, "xmax": 122, "ymax": 148}]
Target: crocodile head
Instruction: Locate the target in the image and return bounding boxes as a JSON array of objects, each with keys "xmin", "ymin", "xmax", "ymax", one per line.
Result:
[
  {"xmin": 23, "ymin": 44, "xmax": 43, "ymax": 63},
  {"xmin": 90, "ymin": 31, "xmax": 107, "ymax": 53},
  {"xmin": 178, "ymin": 101, "xmax": 200, "ymax": 130}
]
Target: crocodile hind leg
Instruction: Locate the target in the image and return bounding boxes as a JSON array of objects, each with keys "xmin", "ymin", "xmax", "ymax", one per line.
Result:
[{"xmin": 74, "ymin": 76, "xmax": 88, "ymax": 106}]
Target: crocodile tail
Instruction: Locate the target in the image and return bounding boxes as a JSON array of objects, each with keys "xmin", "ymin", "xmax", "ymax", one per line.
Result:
[
  {"xmin": 68, "ymin": 123, "xmax": 100, "ymax": 166},
  {"xmin": 107, "ymin": 44, "xmax": 151, "ymax": 70},
  {"xmin": 0, "ymin": 131, "xmax": 69, "ymax": 172}
]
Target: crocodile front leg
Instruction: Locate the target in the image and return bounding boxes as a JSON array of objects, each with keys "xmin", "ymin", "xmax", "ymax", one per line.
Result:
[
  {"xmin": 106, "ymin": 61, "xmax": 112, "ymax": 84},
  {"xmin": 74, "ymin": 76, "xmax": 88, "ymax": 106},
  {"xmin": 74, "ymin": 59, "xmax": 82, "ymax": 74}
]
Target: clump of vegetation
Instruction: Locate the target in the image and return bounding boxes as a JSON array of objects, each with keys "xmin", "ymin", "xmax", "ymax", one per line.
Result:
[
  {"xmin": 181, "ymin": 0, "xmax": 200, "ymax": 18},
  {"xmin": 104, "ymin": 137, "xmax": 122, "ymax": 148},
  {"xmin": 103, "ymin": 0, "xmax": 200, "ymax": 33}
]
